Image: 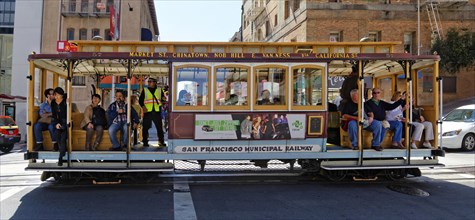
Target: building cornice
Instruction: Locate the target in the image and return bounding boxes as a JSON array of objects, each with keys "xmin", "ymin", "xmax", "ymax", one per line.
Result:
[{"xmin": 147, "ymin": 0, "xmax": 159, "ymax": 36}]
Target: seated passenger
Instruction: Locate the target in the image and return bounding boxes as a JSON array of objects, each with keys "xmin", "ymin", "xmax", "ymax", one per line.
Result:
[
  {"xmin": 80, "ymin": 94, "xmax": 107, "ymax": 151},
  {"xmin": 340, "ymin": 89, "xmax": 381, "ymax": 150},
  {"xmin": 177, "ymin": 90, "xmax": 190, "ymax": 106},
  {"xmin": 365, "ymin": 88, "xmax": 406, "ymax": 150},
  {"xmin": 107, "ymin": 90, "xmax": 139, "ymax": 151},
  {"xmin": 257, "ymin": 89, "xmax": 272, "ymax": 105},
  {"xmin": 225, "ymin": 94, "xmax": 239, "ymax": 105},
  {"xmin": 386, "ymin": 91, "xmax": 409, "ymax": 148},
  {"xmin": 33, "ymin": 88, "xmax": 58, "ymax": 151},
  {"xmin": 410, "ymin": 106, "xmax": 434, "ymax": 149}
]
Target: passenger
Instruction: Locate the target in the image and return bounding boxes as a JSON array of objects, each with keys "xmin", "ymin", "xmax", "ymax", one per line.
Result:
[
  {"xmin": 410, "ymin": 106, "xmax": 435, "ymax": 149},
  {"xmin": 225, "ymin": 94, "xmax": 239, "ymax": 105},
  {"xmin": 339, "ymin": 66, "xmax": 358, "ymax": 105},
  {"xmin": 161, "ymin": 85, "xmax": 169, "ymax": 132},
  {"xmin": 176, "ymin": 90, "xmax": 189, "ymax": 106},
  {"xmin": 51, "ymin": 87, "xmax": 67, "ymax": 166},
  {"xmin": 139, "ymin": 77, "xmax": 166, "ymax": 147},
  {"xmin": 240, "ymin": 115, "xmax": 252, "ymax": 139},
  {"xmin": 107, "ymin": 90, "xmax": 139, "ymax": 151},
  {"xmin": 33, "ymin": 88, "xmax": 57, "ymax": 151},
  {"xmin": 80, "ymin": 94, "xmax": 106, "ymax": 151},
  {"xmin": 364, "ymin": 88, "xmax": 406, "ymax": 150},
  {"xmin": 333, "ymin": 90, "xmax": 343, "ymax": 108},
  {"xmin": 257, "ymin": 89, "xmax": 272, "ymax": 105},
  {"xmin": 340, "ymin": 89, "xmax": 381, "ymax": 150},
  {"xmin": 130, "ymin": 94, "xmax": 142, "ymax": 146},
  {"xmin": 385, "ymin": 91, "xmax": 409, "ymax": 149}
]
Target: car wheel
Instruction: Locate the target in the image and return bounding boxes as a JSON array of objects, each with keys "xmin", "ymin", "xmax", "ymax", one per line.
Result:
[
  {"xmin": 461, "ymin": 133, "xmax": 475, "ymax": 151},
  {"xmin": 0, "ymin": 144, "xmax": 14, "ymax": 153}
]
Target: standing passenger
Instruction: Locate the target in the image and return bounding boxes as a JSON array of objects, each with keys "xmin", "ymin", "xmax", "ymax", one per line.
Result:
[
  {"xmin": 139, "ymin": 77, "xmax": 166, "ymax": 147},
  {"xmin": 33, "ymin": 88, "xmax": 58, "ymax": 151},
  {"xmin": 130, "ymin": 95, "xmax": 142, "ymax": 146},
  {"xmin": 80, "ymin": 94, "xmax": 106, "ymax": 151},
  {"xmin": 51, "ymin": 87, "xmax": 67, "ymax": 166}
]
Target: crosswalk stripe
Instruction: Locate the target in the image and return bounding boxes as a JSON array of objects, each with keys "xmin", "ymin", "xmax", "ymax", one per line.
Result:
[
  {"xmin": 0, "ymin": 187, "xmax": 26, "ymax": 202},
  {"xmin": 174, "ymin": 182, "xmax": 197, "ymax": 220}
]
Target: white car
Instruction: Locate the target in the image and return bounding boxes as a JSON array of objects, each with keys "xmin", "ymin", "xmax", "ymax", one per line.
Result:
[{"xmin": 440, "ymin": 104, "xmax": 475, "ymax": 151}]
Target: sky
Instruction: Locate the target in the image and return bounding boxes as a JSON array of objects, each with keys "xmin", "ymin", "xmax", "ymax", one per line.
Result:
[{"xmin": 155, "ymin": 0, "xmax": 243, "ymax": 42}]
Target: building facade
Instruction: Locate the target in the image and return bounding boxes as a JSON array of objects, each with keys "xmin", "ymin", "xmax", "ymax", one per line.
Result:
[
  {"xmin": 241, "ymin": 0, "xmax": 475, "ymax": 102},
  {"xmin": 11, "ymin": 0, "xmax": 159, "ymax": 139},
  {"xmin": 0, "ymin": 0, "xmax": 15, "ymax": 95}
]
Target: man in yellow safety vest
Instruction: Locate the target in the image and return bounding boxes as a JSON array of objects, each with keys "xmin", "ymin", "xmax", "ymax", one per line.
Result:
[{"xmin": 139, "ymin": 77, "xmax": 166, "ymax": 147}]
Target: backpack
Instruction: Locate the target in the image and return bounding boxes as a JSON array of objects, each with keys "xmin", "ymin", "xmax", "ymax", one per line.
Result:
[{"xmin": 92, "ymin": 106, "xmax": 107, "ymax": 127}]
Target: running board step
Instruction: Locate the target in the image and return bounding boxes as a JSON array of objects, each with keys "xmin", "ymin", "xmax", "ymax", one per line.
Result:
[
  {"xmin": 26, "ymin": 162, "xmax": 174, "ymax": 172},
  {"xmin": 321, "ymin": 160, "xmax": 444, "ymax": 170}
]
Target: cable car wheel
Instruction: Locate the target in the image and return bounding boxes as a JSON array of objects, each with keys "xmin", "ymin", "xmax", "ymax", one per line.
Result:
[
  {"xmin": 324, "ymin": 169, "xmax": 348, "ymax": 182},
  {"xmin": 385, "ymin": 169, "xmax": 407, "ymax": 180}
]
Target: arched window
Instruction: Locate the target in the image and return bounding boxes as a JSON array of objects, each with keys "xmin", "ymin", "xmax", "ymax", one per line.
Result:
[
  {"xmin": 254, "ymin": 65, "xmax": 287, "ymax": 110},
  {"xmin": 79, "ymin": 28, "xmax": 87, "ymax": 40},
  {"xmin": 174, "ymin": 65, "xmax": 211, "ymax": 110},
  {"xmin": 104, "ymin": 29, "xmax": 111, "ymax": 40},
  {"xmin": 291, "ymin": 65, "xmax": 325, "ymax": 110},
  {"xmin": 91, "ymin": 28, "xmax": 100, "ymax": 39},
  {"xmin": 214, "ymin": 65, "xmax": 250, "ymax": 110},
  {"xmin": 67, "ymin": 28, "xmax": 75, "ymax": 40}
]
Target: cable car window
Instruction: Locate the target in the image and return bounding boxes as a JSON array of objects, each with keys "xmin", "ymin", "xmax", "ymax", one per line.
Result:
[
  {"xmin": 216, "ymin": 67, "xmax": 248, "ymax": 106},
  {"xmin": 255, "ymin": 67, "xmax": 286, "ymax": 106},
  {"xmin": 176, "ymin": 67, "xmax": 209, "ymax": 107},
  {"xmin": 292, "ymin": 67, "xmax": 323, "ymax": 106},
  {"xmin": 377, "ymin": 77, "xmax": 393, "ymax": 101},
  {"xmin": 417, "ymin": 68, "xmax": 434, "ymax": 106}
]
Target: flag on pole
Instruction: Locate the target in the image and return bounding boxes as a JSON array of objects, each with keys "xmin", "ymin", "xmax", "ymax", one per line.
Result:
[{"xmin": 109, "ymin": 0, "xmax": 120, "ymax": 40}]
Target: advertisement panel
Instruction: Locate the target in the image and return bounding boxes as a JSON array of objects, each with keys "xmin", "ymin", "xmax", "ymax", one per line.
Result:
[{"xmin": 195, "ymin": 113, "xmax": 306, "ymax": 140}]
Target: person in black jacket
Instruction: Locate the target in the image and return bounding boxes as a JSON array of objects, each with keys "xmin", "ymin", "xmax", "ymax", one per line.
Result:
[
  {"xmin": 107, "ymin": 90, "xmax": 139, "ymax": 151},
  {"xmin": 364, "ymin": 88, "xmax": 406, "ymax": 150},
  {"xmin": 51, "ymin": 87, "xmax": 68, "ymax": 166}
]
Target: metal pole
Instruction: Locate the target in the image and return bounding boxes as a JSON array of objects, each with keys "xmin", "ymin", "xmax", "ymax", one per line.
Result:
[
  {"xmin": 417, "ymin": 0, "xmax": 421, "ymax": 55},
  {"xmin": 126, "ymin": 60, "xmax": 132, "ymax": 168},
  {"xmin": 358, "ymin": 61, "xmax": 364, "ymax": 166}
]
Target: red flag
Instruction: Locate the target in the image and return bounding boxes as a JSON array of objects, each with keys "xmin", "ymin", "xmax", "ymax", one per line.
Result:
[
  {"xmin": 109, "ymin": 0, "xmax": 120, "ymax": 40},
  {"xmin": 109, "ymin": 5, "xmax": 115, "ymax": 39}
]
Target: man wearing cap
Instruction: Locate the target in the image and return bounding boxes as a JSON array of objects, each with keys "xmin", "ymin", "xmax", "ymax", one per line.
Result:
[{"xmin": 139, "ymin": 77, "xmax": 166, "ymax": 147}]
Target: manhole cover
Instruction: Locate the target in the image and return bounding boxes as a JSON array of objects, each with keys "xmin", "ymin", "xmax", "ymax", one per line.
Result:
[{"xmin": 387, "ymin": 185, "xmax": 430, "ymax": 197}]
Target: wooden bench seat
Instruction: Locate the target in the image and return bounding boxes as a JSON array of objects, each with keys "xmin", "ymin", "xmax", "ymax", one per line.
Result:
[
  {"xmin": 33, "ymin": 107, "xmax": 122, "ymax": 151},
  {"xmin": 340, "ymin": 127, "xmax": 397, "ymax": 149}
]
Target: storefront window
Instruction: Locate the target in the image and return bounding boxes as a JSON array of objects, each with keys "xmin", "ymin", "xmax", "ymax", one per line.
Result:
[
  {"xmin": 255, "ymin": 67, "xmax": 286, "ymax": 106},
  {"xmin": 292, "ymin": 67, "xmax": 323, "ymax": 106},
  {"xmin": 215, "ymin": 67, "xmax": 248, "ymax": 106},
  {"xmin": 176, "ymin": 66, "xmax": 209, "ymax": 107}
]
